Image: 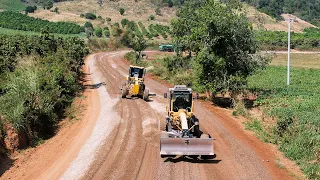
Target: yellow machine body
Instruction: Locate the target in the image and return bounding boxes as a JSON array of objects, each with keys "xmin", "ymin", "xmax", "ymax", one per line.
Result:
[
  {"xmin": 160, "ymin": 85, "xmax": 214, "ymax": 157},
  {"xmin": 121, "ymin": 65, "xmax": 149, "ymax": 101}
]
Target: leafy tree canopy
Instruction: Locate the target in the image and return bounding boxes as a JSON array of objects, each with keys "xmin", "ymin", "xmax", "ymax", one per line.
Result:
[{"xmin": 172, "ymin": 0, "xmax": 270, "ymax": 93}]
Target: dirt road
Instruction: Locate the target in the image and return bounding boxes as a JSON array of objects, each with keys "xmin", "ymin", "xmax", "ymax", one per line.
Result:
[
  {"xmin": 1, "ymin": 51, "xmax": 303, "ymax": 180},
  {"xmin": 61, "ymin": 51, "xmax": 300, "ymax": 180}
]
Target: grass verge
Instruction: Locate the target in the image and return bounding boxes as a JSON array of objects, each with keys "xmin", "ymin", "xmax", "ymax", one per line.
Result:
[{"xmin": 248, "ymin": 66, "xmax": 320, "ymax": 179}]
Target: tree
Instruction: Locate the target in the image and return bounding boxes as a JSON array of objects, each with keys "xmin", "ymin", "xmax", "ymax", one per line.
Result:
[
  {"xmin": 132, "ymin": 36, "xmax": 147, "ymax": 64},
  {"xmin": 84, "ymin": 13, "xmax": 97, "ymax": 20},
  {"xmin": 172, "ymin": 0, "xmax": 269, "ymax": 94},
  {"xmin": 25, "ymin": 6, "xmax": 37, "ymax": 14},
  {"xmin": 84, "ymin": 22, "xmax": 93, "ymax": 28},
  {"xmin": 95, "ymin": 28, "xmax": 103, "ymax": 37},
  {"xmin": 119, "ymin": 8, "xmax": 125, "ymax": 15}
]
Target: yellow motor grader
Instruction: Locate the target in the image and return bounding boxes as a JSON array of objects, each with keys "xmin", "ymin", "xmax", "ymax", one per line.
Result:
[
  {"xmin": 121, "ymin": 65, "xmax": 149, "ymax": 101},
  {"xmin": 160, "ymin": 85, "xmax": 214, "ymax": 159}
]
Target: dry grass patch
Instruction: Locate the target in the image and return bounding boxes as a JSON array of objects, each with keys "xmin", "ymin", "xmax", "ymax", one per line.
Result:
[
  {"xmin": 31, "ymin": 0, "xmax": 176, "ymax": 27},
  {"xmin": 271, "ymin": 53, "xmax": 320, "ymax": 69},
  {"xmin": 244, "ymin": 3, "xmax": 315, "ymax": 32}
]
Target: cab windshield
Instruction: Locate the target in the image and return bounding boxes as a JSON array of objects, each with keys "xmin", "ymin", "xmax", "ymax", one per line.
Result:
[
  {"xmin": 130, "ymin": 67, "xmax": 144, "ymax": 78},
  {"xmin": 172, "ymin": 92, "xmax": 192, "ymax": 112}
]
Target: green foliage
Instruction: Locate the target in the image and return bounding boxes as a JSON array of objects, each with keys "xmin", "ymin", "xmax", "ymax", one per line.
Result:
[
  {"xmin": 148, "ymin": 24, "xmax": 159, "ymax": 37},
  {"xmin": 0, "ymin": 11, "xmax": 84, "ymax": 34},
  {"xmin": 148, "ymin": 24, "xmax": 170, "ymax": 39},
  {"xmin": 242, "ymin": 0, "xmax": 320, "ymax": 25},
  {"xmin": 132, "ymin": 36, "xmax": 147, "ymax": 63},
  {"xmin": 0, "ymin": 0, "xmax": 25, "ymax": 11},
  {"xmin": 0, "ymin": 33, "xmax": 89, "ymax": 143},
  {"xmin": 106, "ymin": 17, "xmax": 111, "ymax": 23},
  {"xmin": 95, "ymin": 28, "xmax": 102, "ymax": 37},
  {"xmin": 103, "ymin": 27, "xmax": 110, "ymax": 38},
  {"xmin": 172, "ymin": 0, "xmax": 267, "ymax": 93},
  {"xmin": 121, "ymin": 18, "xmax": 129, "ymax": 28},
  {"xmin": 255, "ymin": 30, "xmax": 320, "ymax": 50},
  {"xmin": 25, "ymin": 6, "xmax": 37, "ymax": 14},
  {"xmin": 138, "ymin": 22, "xmax": 150, "ymax": 37},
  {"xmin": 248, "ymin": 66, "xmax": 320, "ymax": 179},
  {"xmin": 119, "ymin": 7, "xmax": 125, "ymax": 15},
  {"xmin": 149, "ymin": 14, "xmax": 155, "ymax": 20},
  {"xmin": 84, "ymin": 12, "xmax": 97, "ymax": 20},
  {"xmin": 84, "ymin": 21, "xmax": 93, "ymax": 28}
]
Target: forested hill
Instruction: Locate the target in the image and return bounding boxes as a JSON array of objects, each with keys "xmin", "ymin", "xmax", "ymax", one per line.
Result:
[{"xmin": 241, "ymin": 0, "xmax": 320, "ymax": 26}]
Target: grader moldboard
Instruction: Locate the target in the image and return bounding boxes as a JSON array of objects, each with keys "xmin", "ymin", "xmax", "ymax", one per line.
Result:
[
  {"xmin": 160, "ymin": 85, "xmax": 214, "ymax": 159},
  {"xmin": 121, "ymin": 65, "xmax": 150, "ymax": 101}
]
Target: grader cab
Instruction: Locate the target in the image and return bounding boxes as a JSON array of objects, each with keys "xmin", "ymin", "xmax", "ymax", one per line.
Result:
[{"xmin": 121, "ymin": 65, "xmax": 149, "ymax": 101}]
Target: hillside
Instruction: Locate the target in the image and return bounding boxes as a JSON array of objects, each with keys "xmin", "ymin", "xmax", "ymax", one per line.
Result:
[
  {"xmin": 245, "ymin": 4, "xmax": 316, "ymax": 32},
  {"xmin": 0, "ymin": 0, "xmax": 317, "ymax": 33},
  {"xmin": 29, "ymin": 0, "xmax": 175, "ymax": 28}
]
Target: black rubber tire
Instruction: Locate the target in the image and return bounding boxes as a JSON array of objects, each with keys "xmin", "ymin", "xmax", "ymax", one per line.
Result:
[
  {"xmin": 193, "ymin": 125, "xmax": 202, "ymax": 138},
  {"xmin": 121, "ymin": 86, "xmax": 127, "ymax": 98},
  {"xmin": 143, "ymin": 88, "xmax": 149, "ymax": 101}
]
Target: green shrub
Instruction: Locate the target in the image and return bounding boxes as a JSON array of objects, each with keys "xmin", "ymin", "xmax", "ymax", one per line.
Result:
[
  {"xmin": 84, "ymin": 21, "xmax": 93, "ymax": 28},
  {"xmin": 121, "ymin": 18, "xmax": 129, "ymax": 28},
  {"xmin": 149, "ymin": 14, "xmax": 155, "ymax": 20},
  {"xmin": 84, "ymin": 12, "xmax": 96, "ymax": 20},
  {"xmin": 0, "ymin": 33, "xmax": 89, "ymax": 143},
  {"xmin": 106, "ymin": 17, "xmax": 111, "ymax": 23},
  {"xmin": 119, "ymin": 8, "xmax": 125, "ymax": 15},
  {"xmin": 95, "ymin": 28, "xmax": 102, "ymax": 37},
  {"xmin": 25, "ymin": 6, "xmax": 37, "ymax": 14}
]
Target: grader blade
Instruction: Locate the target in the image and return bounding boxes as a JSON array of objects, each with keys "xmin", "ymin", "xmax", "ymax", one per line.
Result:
[{"xmin": 160, "ymin": 137, "xmax": 214, "ymax": 156}]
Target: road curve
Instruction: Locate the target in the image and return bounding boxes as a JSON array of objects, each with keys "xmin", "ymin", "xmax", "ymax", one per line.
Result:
[{"xmin": 62, "ymin": 51, "xmax": 297, "ymax": 180}]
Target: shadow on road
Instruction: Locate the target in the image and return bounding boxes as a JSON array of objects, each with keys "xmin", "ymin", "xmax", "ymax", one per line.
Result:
[
  {"xmin": 0, "ymin": 155, "xmax": 15, "ymax": 176},
  {"xmin": 163, "ymin": 155, "xmax": 221, "ymax": 164},
  {"xmin": 85, "ymin": 82, "xmax": 106, "ymax": 89}
]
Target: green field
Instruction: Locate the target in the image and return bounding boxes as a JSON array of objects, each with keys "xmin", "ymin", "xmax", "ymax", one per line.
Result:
[
  {"xmin": 0, "ymin": 28, "xmax": 86, "ymax": 38},
  {"xmin": 247, "ymin": 66, "xmax": 320, "ymax": 179},
  {"xmin": 0, "ymin": 0, "xmax": 25, "ymax": 11}
]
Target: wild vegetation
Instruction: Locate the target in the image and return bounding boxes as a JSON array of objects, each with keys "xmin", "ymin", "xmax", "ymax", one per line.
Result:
[
  {"xmin": 256, "ymin": 28, "xmax": 320, "ymax": 50},
  {"xmin": 247, "ymin": 66, "xmax": 320, "ymax": 179},
  {"xmin": 0, "ymin": 11, "xmax": 84, "ymax": 34},
  {"xmin": 0, "ymin": 32, "xmax": 89, "ymax": 146},
  {"xmin": 0, "ymin": 0, "xmax": 25, "ymax": 11},
  {"xmin": 242, "ymin": 0, "xmax": 320, "ymax": 26}
]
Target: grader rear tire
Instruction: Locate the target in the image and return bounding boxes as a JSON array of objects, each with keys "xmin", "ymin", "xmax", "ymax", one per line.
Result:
[{"xmin": 143, "ymin": 88, "xmax": 149, "ymax": 101}]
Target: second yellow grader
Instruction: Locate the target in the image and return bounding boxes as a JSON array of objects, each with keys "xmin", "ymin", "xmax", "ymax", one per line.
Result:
[{"xmin": 121, "ymin": 65, "xmax": 149, "ymax": 101}]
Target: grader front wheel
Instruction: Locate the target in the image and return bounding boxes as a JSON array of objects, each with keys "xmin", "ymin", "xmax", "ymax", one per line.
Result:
[{"xmin": 121, "ymin": 86, "xmax": 128, "ymax": 98}]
